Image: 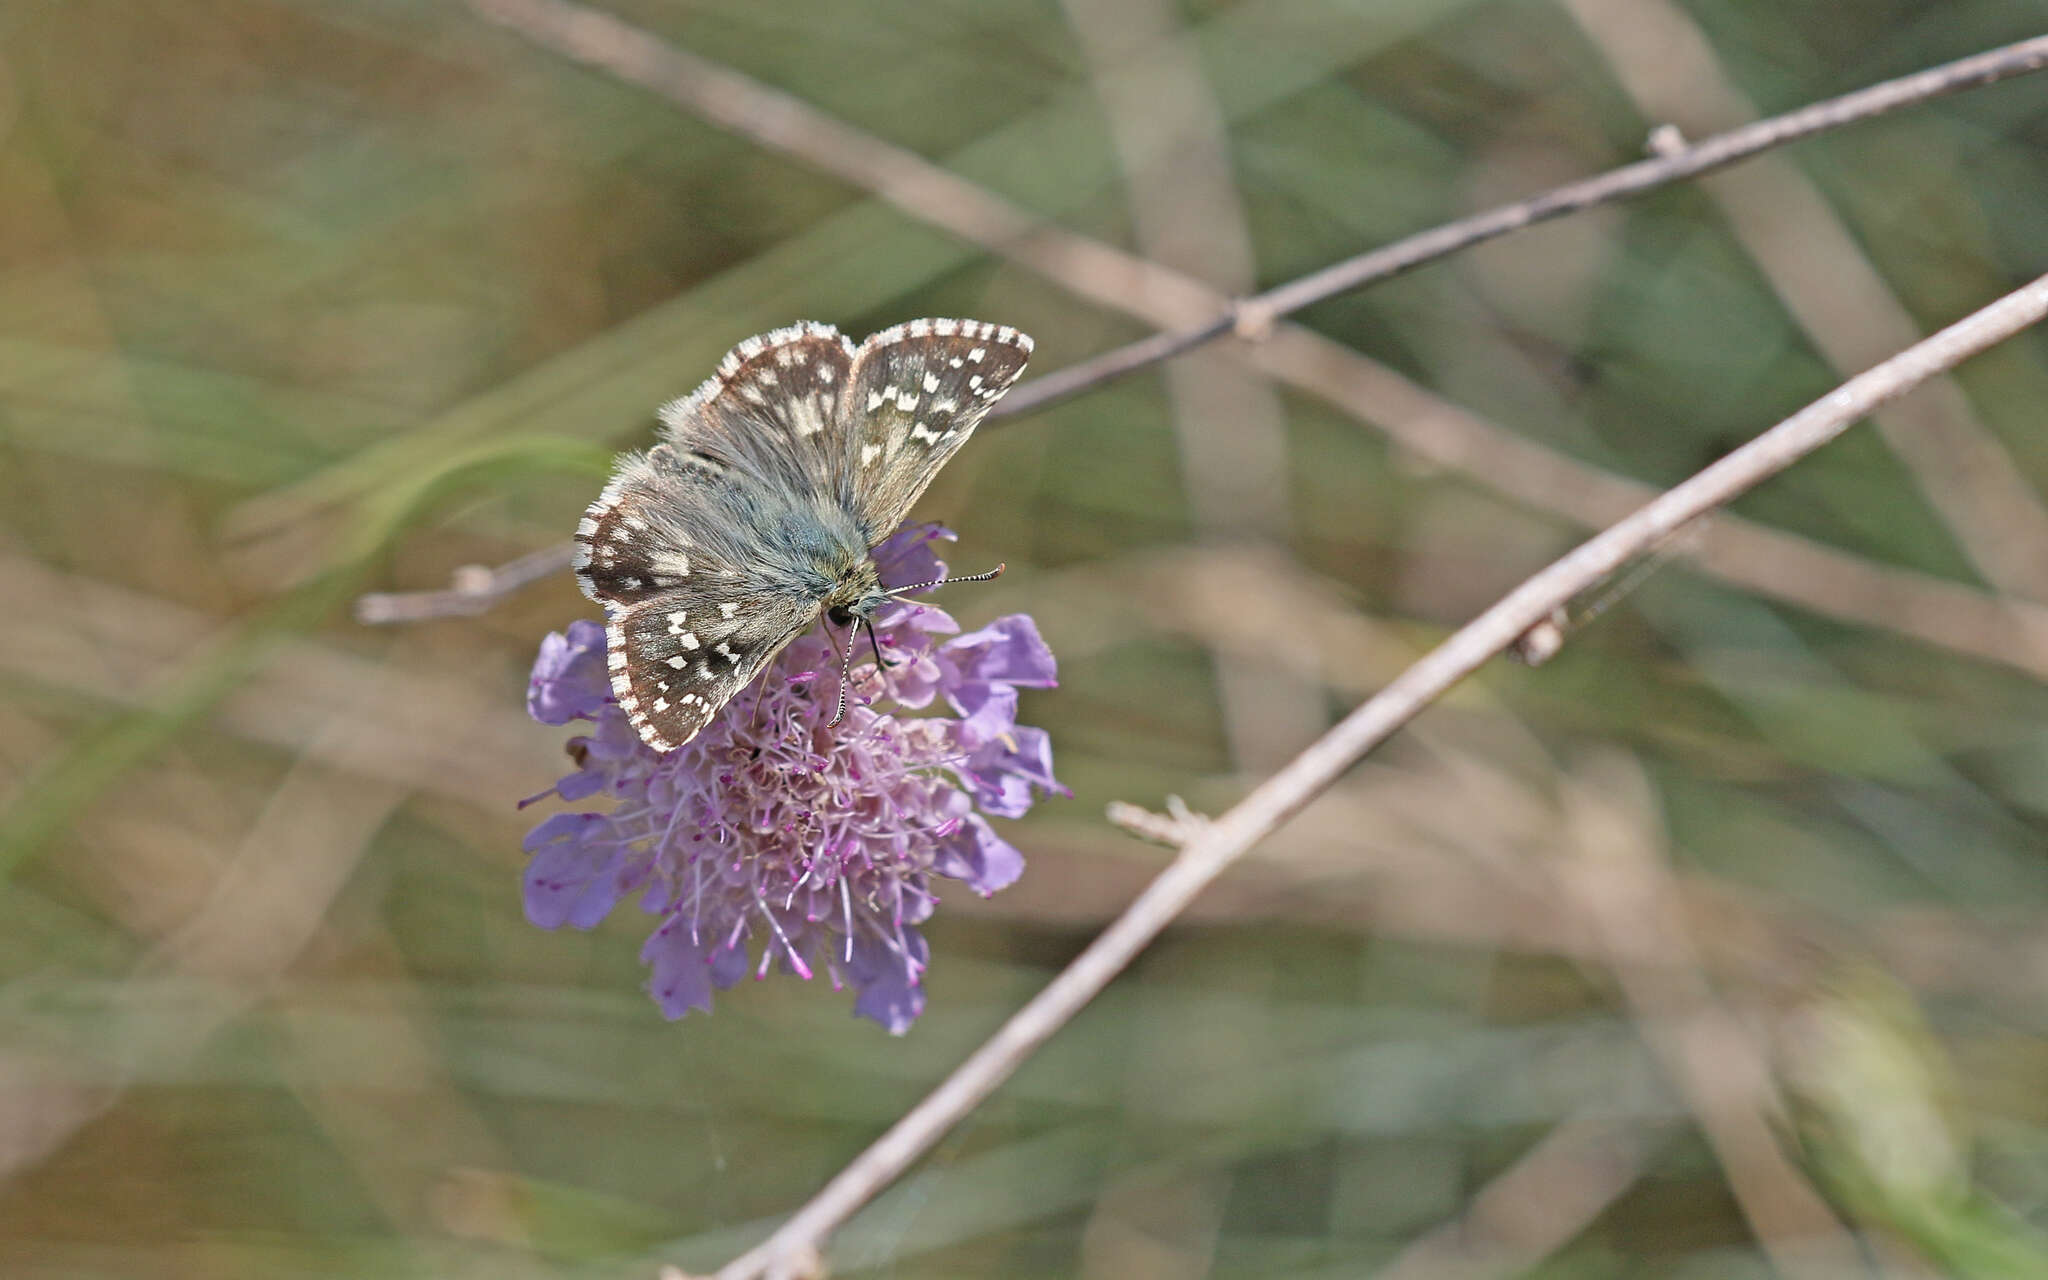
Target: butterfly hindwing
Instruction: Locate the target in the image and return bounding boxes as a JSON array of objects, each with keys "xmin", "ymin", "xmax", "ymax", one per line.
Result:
[
  {"xmin": 573, "ymin": 449, "xmax": 716, "ymax": 608},
  {"xmin": 606, "ymin": 587, "xmax": 820, "ymax": 752},
  {"xmin": 837, "ymin": 319, "xmax": 1032, "ymax": 536}
]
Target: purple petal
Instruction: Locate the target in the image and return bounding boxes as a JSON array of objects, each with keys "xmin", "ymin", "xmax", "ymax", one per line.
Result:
[
  {"xmin": 551, "ymin": 764, "xmax": 609, "ymax": 802},
  {"xmin": 946, "ymin": 681, "xmax": 1019, "ymax": 749},
  {"xmin": 527, "ymin": 620, "xmax": 611, "ymax": 724},
  {"xmin": 882, "ymin": 653, "xmax": 946, "ymax": 709},
  {"xmin": 933, "ymin": 813, "xmax": 1026, "ymax": 895},
  {"xmin": 879, "ymin": 601, "xmax": 962, "ymax": 639},
  {"xmin": 522, "ymin": 812, "xmax": 627, "ymax": 929},
  {"xmin": 961, "ymin": 769, "xmax": 1033, "ymax": 819},
  {"xmin": 641, "ymin": 919, "xmax": 718, "ymax": 1019},
  {"xmin": 709, "ymin": 938, "xmax": 752, "ymax": 990},
  {"xmin": 873, "ymin": 523, "xmax": 955, "ymax": 592},
  {"xmin": 943, "ymin": 615, "xmax": 1057, "ymax": 688},
  {"xmin": 961, "ymin": 725, "xmax": 1062, "ymax": 817},
  {"xmin": 845, "ymin": 930, "xmax": 930, "ymax": 1035},
  {"xmin": 583, "ymin": 708, "xmax": 645, "ymax": 762}
]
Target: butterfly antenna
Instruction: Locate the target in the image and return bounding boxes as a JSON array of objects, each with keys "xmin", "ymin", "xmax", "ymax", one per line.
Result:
[
  {"xmin": 889, "ymin": 562, "xmax": 1006, "ymax": 600},
  {"xmin": 827, "ymin": 617, "xmax": 863, "ymax": 729}
]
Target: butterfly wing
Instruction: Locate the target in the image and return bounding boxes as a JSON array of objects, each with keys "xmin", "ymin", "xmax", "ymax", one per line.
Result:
[
  {"xmin": 576, "ymin": 322, "xmax": 862, "ymax": 751},
  {"xmin": 837, "ymin": 319, "xmax": 1033, "ymax": 538},
  {"xmin": 605, "ymin": 587, "xmax": 819, "ymax": 752},
  {"xmin": 575, "ymin": 449, "xmax": 824, "ymax": 751},
  {"xmin": 654, "ymin": 320, "xmax": 856, "ymax": 500}
]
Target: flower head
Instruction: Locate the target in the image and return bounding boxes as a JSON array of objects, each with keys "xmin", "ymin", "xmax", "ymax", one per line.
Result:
[{"xmin": 521, "ymin": 524, "xmax": 1061, "ymax": 1033}]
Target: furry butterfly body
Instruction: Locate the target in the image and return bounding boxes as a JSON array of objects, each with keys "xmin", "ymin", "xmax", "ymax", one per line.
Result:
[{"xmin": 573, "ymin": 319, "xmax": 1033, "ymax": 752}]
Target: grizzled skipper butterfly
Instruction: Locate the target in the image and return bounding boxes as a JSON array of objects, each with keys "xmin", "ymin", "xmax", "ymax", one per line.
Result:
[{"xmin": 574, "ymin": 319, "xmax": 1032, "ymax": 752}]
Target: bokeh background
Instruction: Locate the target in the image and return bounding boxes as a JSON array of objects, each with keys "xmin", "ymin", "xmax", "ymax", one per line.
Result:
[{"xmin": 6, "ymin": 0, "xmax": 2048, "ymax": 1275}]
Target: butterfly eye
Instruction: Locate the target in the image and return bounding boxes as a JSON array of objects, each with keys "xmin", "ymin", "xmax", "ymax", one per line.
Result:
[{"xmin": 827, "ymin": 605, "xmax": 855, "ymax": 628}]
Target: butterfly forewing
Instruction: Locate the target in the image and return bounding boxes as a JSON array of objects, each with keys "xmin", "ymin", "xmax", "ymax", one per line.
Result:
[
  {"xmin": 837, "ymin": 319, "xmax": 1032, "ymax": 536},
  {"xmin": 577, "ymin": 321, "xmax": 856, "ymax": 610},
  {"xmin": 656, "ymin": 321, "xmax": 855, "ymax": 498},
  {"xmin": 575, "ymin": 453, "xmax": 710, "ymax": 608}
]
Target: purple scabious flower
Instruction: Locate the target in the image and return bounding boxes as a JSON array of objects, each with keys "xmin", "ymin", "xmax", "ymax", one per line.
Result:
[{"xmin": 521, "ymin": 524, "xmax": 1062, "ymax": 1033}]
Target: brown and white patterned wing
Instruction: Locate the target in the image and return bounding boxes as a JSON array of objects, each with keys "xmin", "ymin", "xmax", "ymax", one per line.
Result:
[
  {"xmin": 836, "ymin": 318, "xmax": 1032, "ymax": 537},
  {"xmin": 655, "ymin": 320, "xmax": 857, "ymax": 499},
  {"xmin": 603, "ymin": 585, "xmax": 818, "ymax": 753},
  {"xmin": 572, "ymin": 450, "xmax": 821, "ymax": 752}
]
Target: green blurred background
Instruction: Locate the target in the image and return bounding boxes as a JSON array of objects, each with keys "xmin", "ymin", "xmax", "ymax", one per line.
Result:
[{"xmin": 5, "ymin": 0, "xmax": 2048, "ymax": 1275}]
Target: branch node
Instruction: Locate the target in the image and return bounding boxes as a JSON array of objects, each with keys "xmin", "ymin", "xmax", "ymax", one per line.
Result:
[
  {"xmin": 1106, "ymin": 795, "xmax": 1212, "ymax": 848},
  {"xmin": 1230, "ymin": 298, "xmax": 1278, "ymax": 343},
  {"xmin": 353, "ymin": 542, "xmax": 576, "ymax": 625},
  {"xmin": 1510, "ymin": 607, "xmax": 1572, "ymax": 667},
  {"xmin": 450, "ymin": 563, "xmax": 498, "ymax": 595},
  {"xmin": 1645, "ymin": 123, "xmax": 1689, "ymax": 158}
]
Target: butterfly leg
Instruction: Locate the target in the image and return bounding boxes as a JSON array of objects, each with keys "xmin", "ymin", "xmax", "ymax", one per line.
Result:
[
  {"xmin": 745, "ymin": 673, "xmax": 773, "ymax": 736},
  {"xmin": 865, "ymin": 619, "xmax": 896, "ymax": 671},
  {"xmin": 827, "ymin": 619, "xmax": 864, "ymax": 728}
]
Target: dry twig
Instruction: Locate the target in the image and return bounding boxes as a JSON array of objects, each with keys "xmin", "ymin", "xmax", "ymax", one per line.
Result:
[
  {"xmin": 998, "ymin": 31, "xmax": 2048, "ymax": 415},
  {"xmin": 353, "ymin": 541, "xmax": 576, "ymax": 624}
]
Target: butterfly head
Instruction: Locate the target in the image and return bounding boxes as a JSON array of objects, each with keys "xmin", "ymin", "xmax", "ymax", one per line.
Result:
[{"xmin": 821, "ymin": 557, "xmax": 891, "ymax": 630}]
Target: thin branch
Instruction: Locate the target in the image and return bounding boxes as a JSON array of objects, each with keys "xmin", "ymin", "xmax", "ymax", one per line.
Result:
[
  {"xmin": 1000, "ymin": 31, "xmax": 2048, "ymax": 416},
  {"xmin": 352, "ymin": 542, "xmax": 575, "ymax": 624},
  {"xmin": 1103, "ymin": 796, "xmax": 1210, "ymax": 848},
  {"xmin": 710, "ymin": 273, "xmax": 2048, "ymax": 1280}
]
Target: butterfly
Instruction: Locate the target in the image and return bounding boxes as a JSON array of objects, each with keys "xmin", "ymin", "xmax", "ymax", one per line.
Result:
[{"xmin": 573, "ymin": 318, "xmax": 1034, "ymax": 752}]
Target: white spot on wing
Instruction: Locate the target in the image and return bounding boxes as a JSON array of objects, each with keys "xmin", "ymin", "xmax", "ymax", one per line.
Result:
[{"xmin": 790, "ymin": 395, "xmax": 828, "ymax": 437}]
